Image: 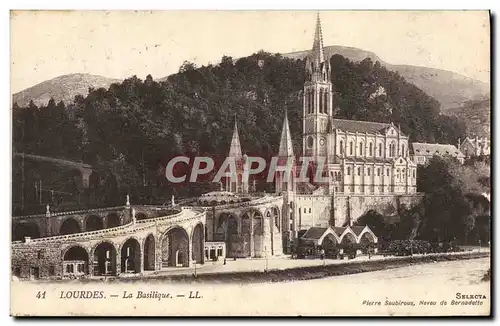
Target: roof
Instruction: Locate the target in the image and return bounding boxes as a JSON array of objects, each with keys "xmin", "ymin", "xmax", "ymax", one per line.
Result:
[
  {"xmin": 344, "ymin": 157, "xmax": 395, "ymax": 164},
  {"xmin": 351, "ymin": 226, "xmax": 365, "ymax": 236},
  {"xmin": 311, "ymin": 13, "xmax": 325, "ymax": 64},
  {"xmin": 333, "ymin": 227, "xmax": 346, "ymax": 236},
  {"xmin": 278, "ymin": 110, "xmax": 294, "ymax": 158},
  {"xmin": 301, "ymin": 227, "xmax": 328, "ymax": 240},
  {"xmin": 331, "ymin": 118, "xmax": 392, "ymax": 134},
  {"xmin": 462, "ymin": 137, "xmax": 490, "ymax": 148},
  {"xmin": 412, "ymin": 142, "xmax": 465, "ymax": 158},
  {"xmin": 228, "ymin": 118, "xmax": 242, "ymax": 159}
]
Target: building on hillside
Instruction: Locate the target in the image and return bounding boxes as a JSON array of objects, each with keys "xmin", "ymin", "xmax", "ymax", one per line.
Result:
[
  {"xmin": 459, "ymin": 136, "xmax": 490, "ymax": 159},
  {"xmin": 221, "ymin": 14, "xmax": 423, "ymax": 252},
  {"xmin": 411, "ymin": 142, "xmax": 465, "ymax": 165},
  {"xmin": 295, "ymin": 13, "xmax": 418, "ymax": 196}
]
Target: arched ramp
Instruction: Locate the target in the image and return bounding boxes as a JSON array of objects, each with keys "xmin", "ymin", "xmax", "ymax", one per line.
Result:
[
  {"xmin": 85, "ymin": 215, "xmax": 103, "ymax": 231},
  {"xmin": 93, "ymin": 242, "xmax": 117, "ymax": 276},
  {"xmin": 63, "ymin": 245, "xmax": 89, "ymax": 276},
  {"xmin": 192, "ymin": 223, "xmax": 204, "ymax": 264},
  {"xmin": 12, "ymin": 223, "xmax": 40, "ymax": 241},
  {"xmin": 161, "ymin": 227, "xmax": 189, "ymax": 268},
  {"xmin": 143, "ymin": 234, "xmax": 156, "ymax": 271},
  {"xmin": 121, "ymin": 238, "xmax": 141, "ymax": 273},
  {"xmin": 60, "ymin": 218, "xmax": 81, "ymax": 235}
]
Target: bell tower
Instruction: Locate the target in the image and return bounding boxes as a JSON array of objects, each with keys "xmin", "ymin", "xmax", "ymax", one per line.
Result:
[{"xmin": 302, "ymin": 13, "xmax": 333, "ymax": 163}]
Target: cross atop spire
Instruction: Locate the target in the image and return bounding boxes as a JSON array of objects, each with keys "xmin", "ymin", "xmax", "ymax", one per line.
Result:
[
  {"xmin": 311, "ymin": 12, "xmax": 325, "ymax": 65},
  {"xmin": 228, "ymin": 115, "xmax": 242, "ymax": 159}
]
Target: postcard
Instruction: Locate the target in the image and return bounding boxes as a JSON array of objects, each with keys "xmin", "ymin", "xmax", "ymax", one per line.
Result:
[{"xmin": 10, "ymin": 10, "xmax": 491, "ymax": 316}]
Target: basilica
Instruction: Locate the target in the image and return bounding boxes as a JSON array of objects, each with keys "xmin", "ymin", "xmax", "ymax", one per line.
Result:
[{"xmin": 224, "ymin": 14, "xmax": 421, "ymax": 249}]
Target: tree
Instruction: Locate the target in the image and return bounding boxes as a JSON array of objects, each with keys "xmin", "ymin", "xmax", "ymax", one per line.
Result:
[
  {"xmin": 12, "ymin": 51, "xmax": 470, "ymax": 208},
  {"xmin": 417, "ymin": 156, "xmax": 475, "ymax": 243}
]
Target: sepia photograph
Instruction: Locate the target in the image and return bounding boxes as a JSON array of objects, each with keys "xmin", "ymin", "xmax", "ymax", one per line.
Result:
[{"xmin": 9, "ymin": 10, "xmax": 491, "ymax": 316}]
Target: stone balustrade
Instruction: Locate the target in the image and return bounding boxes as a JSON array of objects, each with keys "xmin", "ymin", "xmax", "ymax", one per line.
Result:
[
  {"xmin": 11, "ymin": 221, "xmax": 134, "ymax": 245},
  {"xmin": 12, "ymin": 206, "xmax": 206, "ymax": 245},
  {"xmin": 13, "ymin": 206, "xmax": 126, "ymax": 220},
  {"xmin": 196, "ymin": 195, "xmax": 282, "ymax": 210}
]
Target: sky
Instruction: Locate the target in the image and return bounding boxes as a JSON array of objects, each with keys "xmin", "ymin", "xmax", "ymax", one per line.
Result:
[{"xmin": 10, "ymin": 10, "xmax": 490, "ymax": 93}]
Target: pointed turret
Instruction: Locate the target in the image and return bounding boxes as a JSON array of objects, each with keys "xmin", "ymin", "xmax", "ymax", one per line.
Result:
[
  {"xmin": 276, "ymin": 109, "xmax": 296, "ymax": 195},
  {"xmin": 311, "ymin": 13, "xmax": 325, "ymax": 65},
  {"xmin": 307, "ymin": 13, "xmax": 330, "ymax": 83},
  {"xmin": 278, "ymin": 109, "xmax": 294, "ymax": 159},
  {"xmin": 228, "ymin": 116, "xmax": 242, "ymax": 160}
]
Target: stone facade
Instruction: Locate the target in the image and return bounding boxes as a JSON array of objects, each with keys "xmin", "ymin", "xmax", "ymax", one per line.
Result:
[
  {"xmin": 411, "ymin": 142, "xmax": 465, "ymax": 165},
  {"xmin": 203, "ymin": 195, "xmax": 284, "ymax": 258},
  {"xmin": 459, "ymin": 136, "xmax": 490, "ymax": 158},
  {"xmin": 275, "ymin": 15, "xmax": 423, "ymax": 247},
  {"xmin": 11, "ymin": 205, "xmax": 206, "ymax": 280}
]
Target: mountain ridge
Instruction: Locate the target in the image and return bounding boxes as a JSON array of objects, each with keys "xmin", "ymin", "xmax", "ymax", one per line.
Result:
[
  {"xmin": 12, "ymin": 45, "xmax": 489, "ymax": 113},
  {"xmin": 12, "ymin": 73, "xmax": 121, "ymax": 107}
]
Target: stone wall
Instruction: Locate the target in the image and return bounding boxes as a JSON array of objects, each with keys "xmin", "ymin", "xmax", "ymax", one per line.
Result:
[
  {"xmin": 293, "ymin": 193, "xmax": 423, "ymax": 232},
  {"xmin": 333, "ymin": 194, "xmax": 423, "ymax": 226},
  {"xmin": 11, "ymin": 241, "xmax": 65, "ymax": 279},
  {"xmin": 203, "ymin": 196, "xmax": 285, "ymax": 258},
  {"xmin": 11, "ymin": 207, "xmax": 206, "ymax": 280},
  {"xmin": 295, "ymin": 195, "xmax": 332, "ymax": 229}
]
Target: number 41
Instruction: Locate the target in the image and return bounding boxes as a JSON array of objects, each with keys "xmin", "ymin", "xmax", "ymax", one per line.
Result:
[{"xmin": 36, "ymin": 291, "xmax": 46, "ymax": 299}]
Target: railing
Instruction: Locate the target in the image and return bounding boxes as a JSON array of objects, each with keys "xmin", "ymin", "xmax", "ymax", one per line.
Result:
[
  {"xmin": 13, "ymin": 206, "xmax": 126, "ymax": 220},
  {"xmin": 196, "ymin": 195, "xmax": 283, "ymax": 210},
  {"xmin": 12, "ymin": 221, "xmax": 134, "ymax": 245},
  {"xmin": 136, "ymin": 209, "xmax": 184, "ymax": 224},
  {"xmin": 12, "ymin": 207, "xmax": 207, "ymax": 245}
]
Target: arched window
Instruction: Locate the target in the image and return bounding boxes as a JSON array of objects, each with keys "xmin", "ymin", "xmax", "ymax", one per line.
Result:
[
  {"xmin": 349, "ymin": 141, "xmax": 354, "ymax": 155},
  {"xmin": 397, "ymin": 168, "xmax": 401, "ymax": 180},
  {"xmin": 387, "ymin": 168, "xmax": 390, "ymax": 176},
  {"xmin": 339, "ymin": 140, "xmax": 344, "ymax": 155},
  {"xmin": 306, "ymin": 90, "xmax": 310, "ymax": 113},
  {"xmin": 357, "ymin": 167, "xmax": 361, "ymax": 176},
  {"xmin": 413, "ymin": 169, "xmax": 416, "ymax": 178},
  {"xmin": 319, "ymin": 88, "xmax": 323, "ymax": 113},
  {"xmin": 377, "ymin": 168, "xmax": 381, "ymax": 176},
  {"xmin": 369, "ymin": 142, "xmax": 373, "ymax": 156},
  {"xmin": 402, "ymin": 169, "xmax": 406, "ymax": 179},
  {"xmin": 305, "ymin": 90, "xmax": 308, "ymax": 113},
  {"xmin": 347, "ymin": 167, "xmax": 351, "ymax": 175},
  {"xmin": 389, "ymin": 142, "xmax": 396, "ymax": 157},
  {"xmin": 309, "ymin": 90, "xmax": 313, "ymax": 114},
  {"xmin": 309, "ymin": 208, "xmax": 312, "ymax": 213},
  {"xmin": 359, "ymin": 142, "xmax": 363, "ymax": 156},
  {"xmin": 378, "ymin": 143, "xmax": 382, "ymax": 157},
  {"xmin": 324, "ymin": 91, "xmax": 328, "ymax": 114},
  {"xmin": 306, "ymin": 91, "xmax": 309, "ymax": 113},
  {"xmin": 367, "ymin": 168, "xmax": 371, "ymax": 176},
  {"xmin": 311, "ymin": 89, "xmax": 315, "ymax": 113}
]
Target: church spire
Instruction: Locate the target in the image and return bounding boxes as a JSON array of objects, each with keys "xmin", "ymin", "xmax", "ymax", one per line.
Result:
[
  {"xmin": 228, "ymin": 115, "xmax": 242, "ymax": 159},
  {"xmin": 278, "ymin": 109, "xmax": 294, "ymax": 158},
  {"xmin": 311, "ymin": 12, "xmax": 325, "ymax": 65}
]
